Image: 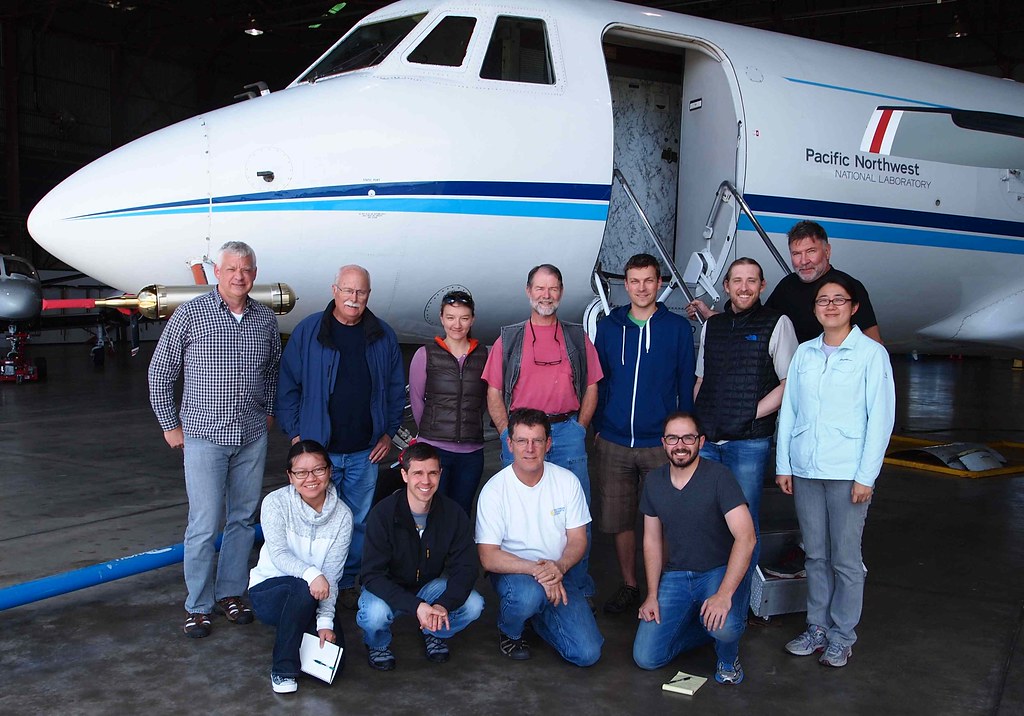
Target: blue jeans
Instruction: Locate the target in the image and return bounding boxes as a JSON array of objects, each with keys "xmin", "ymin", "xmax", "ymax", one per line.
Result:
[
  {"xmin": 793, "ymin": 477, "xmax": 870, "ymax": 646},
  {"xmin": 699, "ymin": 437, "xmax": 771, "ymax": 613},
  {"xmin": 501, "ymin": 417, "xmax": 595, "ymax": 597},
  {"xmin": 436, "ymin": 447, "xmax": 485, "ymax": 518},
  {"xmin": 633, "ymin": 566, "xmax": 745, "ymax": 670},
  {"xmin": 250, "ymin": 576, "xmax": 346, "ymax": 678},
  {"xmin": 329, "ymin": 447, "xmax": 378, "ymax": 589},
  {"xmin": 490, "ymin": 572, "xmax": 603, "ymax": 667},
  {"xmin": 182, "ymin": 433, "xmax": 266, "ymax": 614},
  {"xmin": 356, "ymin": 577, "xmax": 485, "ymax": 648}
]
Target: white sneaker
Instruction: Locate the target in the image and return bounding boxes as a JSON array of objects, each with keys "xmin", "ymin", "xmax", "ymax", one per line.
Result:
[{"xmin": 271, "ymin": 674, "xmax": 298, "ymax": 694}]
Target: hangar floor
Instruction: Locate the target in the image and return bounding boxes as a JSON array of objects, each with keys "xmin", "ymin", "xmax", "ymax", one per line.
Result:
[{"xmin": 2, "ymin": 345, "xmax": 1023, "ymax": 715}]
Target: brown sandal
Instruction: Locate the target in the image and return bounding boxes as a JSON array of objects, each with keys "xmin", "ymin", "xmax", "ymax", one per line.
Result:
[
  {"xmin": 183, "ymin": 612, "xmax": 212, "ymax": 638},
  {"xmin": 216, "ymin": 596, "xmax": 254, "ymax": 624}
]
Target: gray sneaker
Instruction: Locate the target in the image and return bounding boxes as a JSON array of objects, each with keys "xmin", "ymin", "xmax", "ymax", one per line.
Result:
[
  {"xmin": 785, "ymin": 625, "xmax": 827, "ymax": 656},
  {"xmin": 819, "ymin": 640, "xmax": 852, "ymax": 667},
  {"xmin": 270, "ymin": 674, "xmax": 298, "ymax": 694}
]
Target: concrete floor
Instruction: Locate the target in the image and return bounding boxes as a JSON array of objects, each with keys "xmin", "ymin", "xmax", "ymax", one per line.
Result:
[{"xmin": 2, "ymin": 344, "xmax": 1023, "ymax": 715}]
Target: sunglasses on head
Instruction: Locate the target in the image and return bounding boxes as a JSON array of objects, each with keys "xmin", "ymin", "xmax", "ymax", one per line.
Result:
[{"xmin": 442, "ymin": 291, "xmax": 474, "ymax": 308}]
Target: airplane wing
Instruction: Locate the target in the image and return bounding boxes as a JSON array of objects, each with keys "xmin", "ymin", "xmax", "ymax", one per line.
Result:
[{"xmin": 861, "ymin": 107, "xmax": 1024, "ymax": 169}]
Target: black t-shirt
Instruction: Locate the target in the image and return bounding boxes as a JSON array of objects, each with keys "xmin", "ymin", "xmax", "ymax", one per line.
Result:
[
  {"xmin": 639, "ymin": 459, "xmax": 746, "ymax": 572},
  {"xmin": 328, "ymin": 317, "xmax": 373, "ymax": 454},
  {"xmin": 765, "ymin": 267, "xmax": 878, "ymax": 343}
]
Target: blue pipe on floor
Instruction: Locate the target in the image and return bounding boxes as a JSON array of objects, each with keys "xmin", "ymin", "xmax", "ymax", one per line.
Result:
[{"xmin": 0, "ymin": 525, "xmax": 263, "ymax": 612}]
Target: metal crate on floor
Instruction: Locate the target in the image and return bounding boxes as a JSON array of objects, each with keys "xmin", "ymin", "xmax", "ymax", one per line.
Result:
[{"xmin": 749, "ymin": 530, "xmax": 808, "ymax": 620}]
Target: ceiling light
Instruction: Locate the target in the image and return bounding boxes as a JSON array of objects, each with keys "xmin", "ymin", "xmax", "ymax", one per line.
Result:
[
  {"xmin": 245, "ymin": 17, "xmax": 264, "ymax": 36},
  {"xmin": 948, "ymin": 15, "xmax": 967, "ymax": 39}
]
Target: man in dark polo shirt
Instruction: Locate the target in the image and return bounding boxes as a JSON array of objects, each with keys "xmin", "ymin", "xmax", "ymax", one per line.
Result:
[
  {"xmin": 765, "ymin": 221, "xmax": 881, "ymax": 343},
  {"xmin": 277, "ymin": 264, "xmax": 405, "ymax": 609}
]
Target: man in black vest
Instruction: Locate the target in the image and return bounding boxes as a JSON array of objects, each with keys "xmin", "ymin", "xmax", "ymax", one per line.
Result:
[{"xmin": 693, "ymin": 257, "xmax": 797, "ymax": 610}]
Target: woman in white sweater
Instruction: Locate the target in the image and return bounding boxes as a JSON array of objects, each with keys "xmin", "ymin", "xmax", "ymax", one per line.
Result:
[{"xmin": 249, "ymin": 440, "xmax": 354, "ymax": 693}]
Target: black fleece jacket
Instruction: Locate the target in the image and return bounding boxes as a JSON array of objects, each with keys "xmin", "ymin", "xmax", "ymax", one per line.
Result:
[{"xmin": 359, "ymin": 489, "xmax": 479, "ymax": 614}]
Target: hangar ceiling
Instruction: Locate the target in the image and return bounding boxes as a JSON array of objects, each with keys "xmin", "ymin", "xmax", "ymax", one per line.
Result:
[
  {"xmin": 2, "ymin": 0, "xmax": 1023, "ymax": 260},
  {"xmin": 6, "ymin": 0, "xmax": 1021, "ymax": 95}
]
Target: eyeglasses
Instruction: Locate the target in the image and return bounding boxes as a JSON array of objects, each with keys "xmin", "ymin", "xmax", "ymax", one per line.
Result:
[
  {"xmin": 511, "ymin": 437, "xmax": 547, "ymax": 447},
  {"xmin": 814, "ymin": 296, "xmax": 851, "ymax": 307},
  {"xmin": 662, "ymin": 434, "xmax": 700, "ymax": 445},
  {"xmin": 530, "ymin": 321, "xmax": 563, "ymax": 366},
  {"xmin": 288, "ymin": 466, "xmax": 330, "ymax": 479},
  {"xmin": 442, "ymin": 290, "xmax": 474, "ymax": 308},
  {"xmin": 334, "ymin": 285, "xmax": 369, "ymax": 299}
]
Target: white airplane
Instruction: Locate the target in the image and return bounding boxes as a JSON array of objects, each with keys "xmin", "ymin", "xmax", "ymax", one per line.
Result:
[{"xmin": 26, "ymin": 0, "xmax": 1024, "ymax": 353}]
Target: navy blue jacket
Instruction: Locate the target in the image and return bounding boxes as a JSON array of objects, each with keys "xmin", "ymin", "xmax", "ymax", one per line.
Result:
[
  {"xmin": 277, "ymin": 302, "xmax": 404, "ymax": 448},
  {"xmin": 594, "ymin": 303, "xmax": 696, "ymax": 448}
]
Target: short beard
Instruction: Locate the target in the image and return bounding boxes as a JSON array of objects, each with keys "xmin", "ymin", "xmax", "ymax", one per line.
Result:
[
  {"xmin": 530, "ymin": 298, "xmax": 560, "ymax": 317},
  {"xmin": 668, "ymin": 450, "xmax": 698, "ymax": 469}
]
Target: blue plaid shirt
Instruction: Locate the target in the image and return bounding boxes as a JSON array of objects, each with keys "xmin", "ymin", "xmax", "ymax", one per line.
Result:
[{"xmin": 148, "ymin": 289, "xmax": 282, "ymax": 445}]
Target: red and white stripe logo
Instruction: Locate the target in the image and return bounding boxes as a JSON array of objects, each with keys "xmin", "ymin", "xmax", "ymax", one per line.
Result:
[{"xmin": 860, "ymin": 108, "xmax": 904, "ymax": 154}]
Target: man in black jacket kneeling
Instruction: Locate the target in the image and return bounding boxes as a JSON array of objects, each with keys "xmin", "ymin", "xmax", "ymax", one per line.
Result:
[{"xmin": 358, "ymin": 442, "xmax": 483, "ymax": 671}]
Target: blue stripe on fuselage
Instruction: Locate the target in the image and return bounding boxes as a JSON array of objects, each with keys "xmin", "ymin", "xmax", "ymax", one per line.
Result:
[
  {"xmin": 740, "ymin": 195, "xmax": 1024, "ymax": 255},
  {"xmin": 69, "ymin": 180, "xmax": 613, "ymax": 220},
  {"xmin": 782, "ymin": 78, "xmax": 949, "ymax": 108},
  {"xmin": 74, "ymin": 196, "xmax": 611, "ymax": 222}
]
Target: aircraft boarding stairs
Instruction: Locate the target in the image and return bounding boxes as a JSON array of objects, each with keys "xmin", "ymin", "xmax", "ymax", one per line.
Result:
[{"xmin": 584, "ymin": 170, "xmax": 790, "ymax": 340}]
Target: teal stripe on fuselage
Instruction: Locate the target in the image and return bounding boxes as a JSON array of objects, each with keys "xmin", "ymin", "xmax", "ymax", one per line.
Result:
[
  {"xmin": 740, "ymin": 215, "xmax": 1024, "ymax": 255},
  {"xmin": 72, "ymin": 196, "xmax": 610, "ymax": 222}
]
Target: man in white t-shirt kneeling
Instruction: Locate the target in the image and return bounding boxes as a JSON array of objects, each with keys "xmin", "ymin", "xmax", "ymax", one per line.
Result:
[{"xmin": 475, "ymin": 408, "xmax": 603, "ymax": 666}]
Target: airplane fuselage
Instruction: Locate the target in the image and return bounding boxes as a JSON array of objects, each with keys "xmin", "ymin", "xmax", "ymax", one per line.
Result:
[{"xmin": 26, "ymin": 0, "xmax": 1024, "ymax": 352}]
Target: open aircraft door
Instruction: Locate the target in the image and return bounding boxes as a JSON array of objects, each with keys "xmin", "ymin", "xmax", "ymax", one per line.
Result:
[{"xmin": 595, "ymin": 28, "xmax": 745, "ymax": 325}]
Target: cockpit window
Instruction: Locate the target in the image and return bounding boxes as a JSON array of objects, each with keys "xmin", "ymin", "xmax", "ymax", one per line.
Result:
[
  {"xmin": 3, "ymin": 258, "xmax": 36, "ymax": 279},
  {"xmin": 408, "ymin": 16, "xmax": 477, "ymax": 67},
  {"xmin": 300, "ymin": 13, "xmax": 427, "ymax": 82},
  {"xmin": 480, "ymin": 17, "xmax": 554, "ymax": 85}
]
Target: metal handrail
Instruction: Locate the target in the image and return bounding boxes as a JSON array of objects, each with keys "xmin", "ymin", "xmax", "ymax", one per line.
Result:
[
  {"xmin": 704, "ymin": 180, "xmax": 792, "ymax": 275},
  {"xmin": 611, "ymin": 169, "xmax": 701, "ymax": 321}
]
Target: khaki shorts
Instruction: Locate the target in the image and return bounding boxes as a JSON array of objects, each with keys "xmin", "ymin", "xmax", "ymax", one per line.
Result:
[{"xmin": 592, "ymin": 435, "xmax": 667, "ymax": 534}]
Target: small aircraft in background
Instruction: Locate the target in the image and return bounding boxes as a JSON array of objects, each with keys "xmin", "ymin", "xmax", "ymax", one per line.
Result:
[
  {"xmin": 1, "ymin": 255, "xmax": 49, "ymax": 381},
  {"xmin": 25, "ymin": 0, "xmax": 1024, "ymax": 354}
]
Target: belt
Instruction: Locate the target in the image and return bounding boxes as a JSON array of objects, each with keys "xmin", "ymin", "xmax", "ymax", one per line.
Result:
[{"xmin": 547, "ymin": 412, "xmax": 577, "ymax": 424}]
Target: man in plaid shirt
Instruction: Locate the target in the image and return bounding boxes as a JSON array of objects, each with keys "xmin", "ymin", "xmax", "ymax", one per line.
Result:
[{"xmin": 149, "ymin": 241, "xmax": 282, "ymax": 638}]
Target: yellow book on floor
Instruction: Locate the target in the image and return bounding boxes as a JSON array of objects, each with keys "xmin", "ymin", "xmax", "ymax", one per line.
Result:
[{"xmin": 662, "ymin": 670, "xmax": 707, "ymax": 695}]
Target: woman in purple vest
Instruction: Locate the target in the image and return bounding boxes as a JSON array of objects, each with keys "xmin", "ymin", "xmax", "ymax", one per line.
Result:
[{"xmin": 408, "ymin": 290, "xmax": 489, "ymax": 517}]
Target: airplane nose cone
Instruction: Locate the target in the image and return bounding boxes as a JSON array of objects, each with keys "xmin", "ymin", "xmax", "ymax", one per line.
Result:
[
  {"xmin": 27, "ymin": 116, "xmax": 211, "ymax": 291},
  {"xmin": 0, "ymin": 278, "xmax": 42, "ymax": 323}
]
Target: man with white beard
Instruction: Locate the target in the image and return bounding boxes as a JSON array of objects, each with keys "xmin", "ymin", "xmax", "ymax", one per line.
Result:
[
  {"xmin": 277, "ymin": 264, "xmax": 405, "ymax": 611},
  {"xmin": 483, "ymin": 264, "xmax": 603, "ymax": 603}
]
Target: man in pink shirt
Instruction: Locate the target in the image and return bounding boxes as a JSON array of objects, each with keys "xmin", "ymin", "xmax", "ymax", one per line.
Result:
[{"xmin": 483, "ymin": 264, "xmax": 603, "ymax": 601}]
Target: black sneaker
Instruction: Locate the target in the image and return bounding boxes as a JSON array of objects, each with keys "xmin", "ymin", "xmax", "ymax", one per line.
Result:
[
  {"xmin": 367, "ymin": 645, "xmax": 396, "ymax": 671},
  {"xmin": 424, "ymin": 634, "xmax": 450, "ymax": 663},
  {"xmin": 603, "ymin": 584, "xmax": 640, "ymax": 614},
  {"xmin": 498, "ymin": 630, "xmax": 531, "ymax": 660}
]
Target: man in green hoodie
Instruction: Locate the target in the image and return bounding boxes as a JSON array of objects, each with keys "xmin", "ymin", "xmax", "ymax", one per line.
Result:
[{"xmin": 593, "ymin": 253, "xmax": 696, "ymax": 615}]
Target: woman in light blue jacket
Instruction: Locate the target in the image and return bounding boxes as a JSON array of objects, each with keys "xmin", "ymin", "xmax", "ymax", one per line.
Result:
[{"xmin": 775, "ymin": 273, "xmax": 895, "ymax": 669}]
